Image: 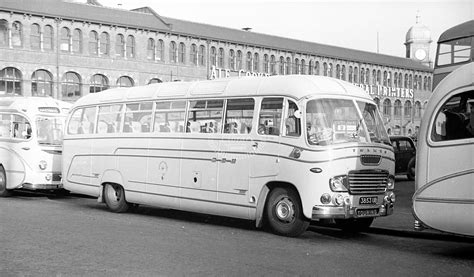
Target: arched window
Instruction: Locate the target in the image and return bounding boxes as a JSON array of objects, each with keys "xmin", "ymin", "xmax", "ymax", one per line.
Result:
[
  {"xmin": 147, "ymin": 38, "xmax": 155, "ymax": 60},
  {"xmin": 229, "ymin": 49, "xmax": 235, "ymax": 70},
  {"xmin": 61, "ymin": 27, "xmax": 71, "ymax": 52},
  {"xmin": 170, "ymin": 41, "xmax": 178, "ymax": 63},
  {"xmin": 31, "ymin": 24, "xmax": 41, "ymax": 50},
  {"xmin": 414, "ymin": 101, "xmax": 422, "ymax": 118},
  {"xmin": 263, "ymin": 54, "xmax": 269, "ymax": 73},
  {"xmin": 328, "ymin": 63, "xmax": 333, "ymax": 77},
  {"xmin": 148, "ymin": 78, "xmax": 162, "ymax": 84},
  {"xmin": 12, "ymin": 21, "xmax": 22, "ymax": 48},
  {"xmin": 315, "ymin": 61, "xmax": 320, "ymax": 75},
  {"xmin": 115, "ymin": 34, "xmax": 125, "ymax": 57},
  {"xmin": 360, "ymin": 68, "xmax": 365, "ymax": 84},
  {"xmin": 286, "ymin": 57, "xmax": 291, "ymax": 75},
  {"xmin": 423, "ymin": 76, "xmax": 427, "ymax": 90},
  {"xmin": 61, "ymin": 71, "xmax": 81, "ymax": 99},
  {"xmin": 218, "ymin": 47, "xmax": 224, "ymax": 67},
  {"xmin": 387, "ymin": 71, "xmax": 392, "ymax": 87},
  {"xmin": 383, "ymin": 71, "xmax": 388, "ymax": 86},
  {"xmin": 341, "ymin": 65, "xmax": 346, "ymax": 80},
  {"xmin": 90, "ymin": 74, "xmax": 109, "ymax": 93},
  {"xmin": 348, "ymin": 66, "xmax": 353, "ymax": 82},
  {"xmin": 308, "ymin": 60, "xmax": 313, "ymax": 75},
  {"xmin": 270, "ymin": 55, "xmax": 276, "ymax": 75},
  {"xmin": 179, "ymin": 42, "xmax": 186, "ymax": 64},
  {"xmin": 157, "ymin": 39, "xmax": 164, "ymax": 61},
  {"xmin": 117, "ymin": 76, "xmax": 134, "ymax": 87},
  {"xmin": 279, "ymin": 56, "xmax": 285, "ymax": 75},
  {"xmin": 377, "ymin": 70, "xmax": 382, "ymax": 85},
  {"xmin": 394, "ymin": 100, "xmax": 402, "ymax": 118},
  {"xmin": 88, "ymin": 30, "xmax": 98, "ymax": 55},
  {"xmin": 126, "ymin": 35, "xmax": 135, "ymax": 58},
  {"xmin": 366, "ymin": 68, "xmax": 370, "ymax": 84},
  {"xmin": 301, "ymin": 59, "xmax": 306, "ymax": 75},
  {"xmin": 404, "ymin": 100, "xmax": 412, "ymax": 117},
  {"xmin": 408, "ymin": 74, "xmax": 413, "ymax": 88},
  {"xmin": 398, "ymin": 73, "xmax": 403, "ymax": 88},
  {"xmin": 428, "ymin": 77, "xmax": 432, "ymax": 91},
  {"xmin": 372, "ymin": 70, "xmax": 377, "ymax": 85},
  {"xmin": 0, "ymin": 67, "xmax": 22, "ymax": 95},
  {"xmin": 394, "ymin": 73, "xmax": 398, "ymax": 88},
  {"xmin": 246, "ymin": 52, "xmax": 252, "ymax": 71},
  {"xmin": 383, "ymin": 99, "xmax": 391, "ymax": 117},
  {"xmin": 294, "ymin": 58, "xmax": 300, "ymax": 74},
  {"xmin": 323, "ymin": 62, "xmax": 328, "ymax": 76},
  {"xmin": 31, "ymin": 69, "xmax": 53, "ymax": 96},
  {"xmin": 44, "ymin": 25, "xmax": 54, "ymax": 51},
  {"xmin": 191, "ymin": 44, "xmax": 198, "ymax": 66},
  {"xmin": 210, "ymin": 46, "xmax": 217, "ymax": 66},
  {"xmin": 354, "ymin": 67, "xmax": 358, "ymax": 83},
  {"xmin": 336, "ymin": 64, "xmax": 341, "ymax": 79},
  {"xmin": 99, "ymin": 32, "xmax": 109, "ymax": 56},
  {"xmin": 72, "ymin": 29, "xmax": 82, "ymax": 53},
  {"xmin": 199, "ymin": 45, "xmax": 206, "ymax": 66},
  {"xmin": 253, "ymin": 53, "xmax": 259, "ymax": 72},
  {"xmin": 0, "ymin": 20, "xmax": 8, "ymax": 47},
  {"xmin": 236, "ymin": 50, "xmax": 242, "ymax": 70}
]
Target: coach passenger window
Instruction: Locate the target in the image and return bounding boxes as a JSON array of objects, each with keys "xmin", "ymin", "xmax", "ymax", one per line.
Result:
[
  {"xmin": 97, "ymin": 104, "xmax": 122, "ymax": 134},
  {"xmin": 258, "ymin": 97, "xmax": 283, "ymax": 136},
  {"xmin": 154, "ymin": 101, "xmax": 186, "ymax": 133},
  {"xmin": 68, "ymin": 107, "xmax": 96, "ymax": 135},
  {"xmin": 284, "ymin": 100, "xmax": 301, "ymax": 137},
  {"xmin": 224, "ymin": 98, "xmax": 254, "ymax": 134},
  {"xmin": 124, "ymin": 102, "xmax": 152, "ymax": 133},
  {"xmin": 187, "ymin": 99, "xmax": 224, "ymax": 133}
]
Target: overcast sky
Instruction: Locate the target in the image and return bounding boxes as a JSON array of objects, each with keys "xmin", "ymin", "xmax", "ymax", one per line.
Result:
[{"xmin": 98, "ymin": 0, "xmax": 473, "ymax": 62}]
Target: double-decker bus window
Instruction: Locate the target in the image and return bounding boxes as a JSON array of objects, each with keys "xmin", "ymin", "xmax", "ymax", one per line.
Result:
[
  {"xmin": 187, "ymin": 99, "xmax": 224, "ymax": 133},
  {"xmin": 258, "ymin": 97, "xmax": 283, "ymax": 136},
  {"xmin": 154, "ymin": 101, "xmax": 186, "ymax": 133},
  {"xmin": 224, "ymin": 98, "xmax": 254, "ymax": 134}
]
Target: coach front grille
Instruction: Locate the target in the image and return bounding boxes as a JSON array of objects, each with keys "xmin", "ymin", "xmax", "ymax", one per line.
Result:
[{"xmin": 347, "ymin": 170, "xmax": 388, "ymax": 195}]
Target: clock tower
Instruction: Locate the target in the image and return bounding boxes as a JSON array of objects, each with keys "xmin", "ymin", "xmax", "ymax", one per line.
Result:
[{"xmin": 405, "ymin": 15, "xmax": 432, "ymax": 67}]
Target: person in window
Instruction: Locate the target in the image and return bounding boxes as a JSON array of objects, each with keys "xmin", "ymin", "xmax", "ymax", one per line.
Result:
[{"xmin": 467, "ymin": 100, "xmax": 474, "ymax": 136}]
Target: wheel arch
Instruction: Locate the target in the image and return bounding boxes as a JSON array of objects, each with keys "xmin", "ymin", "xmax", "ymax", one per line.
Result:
[
  {"xmin": 255, "ymin": 181, "xmax": 302, "ymax": 228},
  {"xmin": 98, "ymin": 170, "xmax": 125, "ymax": 203}
]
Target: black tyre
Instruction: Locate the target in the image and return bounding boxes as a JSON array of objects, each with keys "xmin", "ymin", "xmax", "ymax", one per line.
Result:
[
  {"xmin": 335, "ymin": 217, "xmax": 374, "ymax": 232},
  {"xmin": 407, "ymin": 158, "xmax": 416, "ymax": 181},
  {"xmin": 103, "ymin": 183, "xmax": 130, "ymax": 213},
  {"xmin": 0, "ymin": 166, "xmax": 12, "ymax": 197},
  {"xmin": 265, "ymin": 187, "xmax": 310, "ymax": 237}
]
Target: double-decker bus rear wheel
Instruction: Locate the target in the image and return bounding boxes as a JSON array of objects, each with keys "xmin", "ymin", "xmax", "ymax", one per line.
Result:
[
  {"xmin": 104, "ymin": 183, "xmax": 130, "ymax": 213},
  {"xmin": 265, "ymin": 187, "xmax": 309, "ymax": 237},
  {"xmin": 0, "ymin": 166, "xmax": 12, "ymax": 197}
]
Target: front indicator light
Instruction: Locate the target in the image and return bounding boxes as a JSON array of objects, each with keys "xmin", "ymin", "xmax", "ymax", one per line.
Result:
[
  {"xmin": 334, "ymin": 194, "xmax": 344, "ymax": 206},
  {"xmin": 320, "ymin": 193, "xmax": 331, "ymax": 204},
  {"xmin": 387, "ymin": 176, "xmax": 395, "ymax": 190}
]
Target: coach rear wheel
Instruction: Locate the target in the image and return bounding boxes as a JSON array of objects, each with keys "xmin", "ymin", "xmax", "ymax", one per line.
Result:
[
  {"xmin": 265, "ymin": 187, "xmax": 309, "ymax": 237},
  {"xmin": 0, "ymin": 166, "xmax": 12, "ymax": 197},
  {"xmin": 104, "ymin": 183, "xmax": 130, "ymax": 213}
]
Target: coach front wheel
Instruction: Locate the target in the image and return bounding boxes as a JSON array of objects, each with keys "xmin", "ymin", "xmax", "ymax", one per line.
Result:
[
  {"xmin": 265, "ymin": 187, "xmax": 309, "ymax": 237},
  {"xmin": 0, "ymin": 166, "xmax": 12, "ymax": 197},
  {"xmin": 104, "ymin": 183, "xmax": 130, "ymax": 213}
]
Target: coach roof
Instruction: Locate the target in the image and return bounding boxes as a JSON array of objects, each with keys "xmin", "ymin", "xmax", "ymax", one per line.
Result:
[{"xmin": 74, "ymin": 75, "xmax": 373, "ymax": 107}]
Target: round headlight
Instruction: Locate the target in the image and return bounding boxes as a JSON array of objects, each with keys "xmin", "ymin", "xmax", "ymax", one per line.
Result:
[
  {"xmin": 387, "ymin": 176, "xmax": 395, "ymax": 190},
  {"xmin": 329, "ymin": 176, "xmax": 347, "ymax": 192},
  {"xmin": 320, "ymin": 193, "xmax": 331, "ymax": 204},
  {"xmin": 39, "ymin": 160, "xmax": 47, "ymax": 170}
]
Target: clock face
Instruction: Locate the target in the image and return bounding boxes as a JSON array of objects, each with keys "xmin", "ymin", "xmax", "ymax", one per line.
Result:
[{"xmin": 415, "ymin": 48, "xmax": 427, "ymax": 60}]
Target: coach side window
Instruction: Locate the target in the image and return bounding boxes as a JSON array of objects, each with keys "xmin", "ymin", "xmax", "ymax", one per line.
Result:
[
  {"xmin": 224, "ymin": 98, "xmax": 254, "ymax": 134},
  {"xmin": 124, "ymin": 102, "xmax": 153, "ymax": 133},
  {"xmin": 258, "ymin": 97, "xmax": 283, "ymax": 136},
  {"xmin": 154, "ymin": 101, "xmax": 186, "ymax": 133},
  {"xmin": 68, "ymin": 107, "xmax": 96, "ymax": 135},
  {"xmin": 97, "ymin": 104, "xmax": 122, "ymax": 134},
  {"xmin": 187, "ymin": 99, "xmax": 224, "ymax": 133},
  {"xmin": 284, "ymin": 99, "xmax": 301, "ymax": 137}
]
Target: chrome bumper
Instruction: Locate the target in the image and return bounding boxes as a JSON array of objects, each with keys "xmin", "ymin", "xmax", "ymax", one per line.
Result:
[
  {"xmin": 312, "ymin": 202, "xmax": 394, "ymax": 220},
  {"xmin": 21, "ymin": 183, "xmax": 63, "ymax": 190}
]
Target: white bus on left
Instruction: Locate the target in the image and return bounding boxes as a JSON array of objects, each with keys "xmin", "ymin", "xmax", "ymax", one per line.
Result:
[{"xmin": 0, "ymin": 97, "xmax": 71, "ymax": 196}]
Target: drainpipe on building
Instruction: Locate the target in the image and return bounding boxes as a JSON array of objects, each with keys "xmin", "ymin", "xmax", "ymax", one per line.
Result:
[{"xmin": 55, "ymin": 18, "xmax": 61, "ymax": 100}]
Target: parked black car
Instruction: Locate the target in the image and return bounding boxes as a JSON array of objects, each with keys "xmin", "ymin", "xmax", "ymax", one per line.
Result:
[{"xmin": 390, "ymin": 135, "xmax": 416, "ymax": 180}]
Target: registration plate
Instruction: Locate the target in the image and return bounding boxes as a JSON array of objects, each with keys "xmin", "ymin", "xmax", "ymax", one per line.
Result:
[
  {"xmin": 359, "ymin": 196, "xmax": 378, "ymax": 205},
  {"xmin": 356, "ymin": 209, "xmax": 379, "ymax": 217}
]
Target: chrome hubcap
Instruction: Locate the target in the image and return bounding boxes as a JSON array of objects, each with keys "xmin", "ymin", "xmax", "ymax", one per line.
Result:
[{"xmin": 275, "ymin": 197, "xmax": 295, "ymax": 223}]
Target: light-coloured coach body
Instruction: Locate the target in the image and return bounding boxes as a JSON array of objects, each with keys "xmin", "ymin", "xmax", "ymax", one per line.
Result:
[
  {"xmin": 63, "ymin": 75, "xmax": 395, "ymax": 236},
  {"xmin": 0, "ymin": 97, "xmax": 71, "ymax": 195},
  {"xmin": 413, "ymin": 63, "xmax": 474, "ymax": 237}
]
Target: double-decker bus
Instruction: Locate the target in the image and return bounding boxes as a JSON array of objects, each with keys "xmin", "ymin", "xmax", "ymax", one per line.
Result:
[
  {"xmin": 413, "ymin": 20, "xmax": 474, "ymax": 237},
  {"xmin": 62, "ymin": 75, "xmax": 395, "ymax": 237},
  {"xmin": 0, "ymin": 97, "xmax": 71, "ymax": 196}
]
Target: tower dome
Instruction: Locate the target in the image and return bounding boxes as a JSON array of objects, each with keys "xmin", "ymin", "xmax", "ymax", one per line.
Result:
[{"xmin": 405, "ymin": 22, "xmax": 432, "ymax": 43}]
